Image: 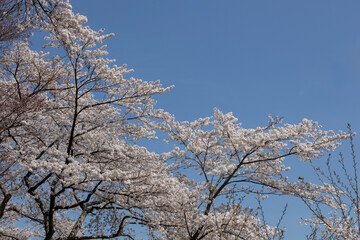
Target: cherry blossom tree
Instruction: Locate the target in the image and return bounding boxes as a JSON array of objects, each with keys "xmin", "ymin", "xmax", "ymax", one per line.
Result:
[
  {"xmin": 153, "ymin": 110, "xmax": 351, "ymax": 240},
  {"xmin": 300, "ymin": 125, "xmax": 360, "ymax": 240},
  {"xmin": 1, "ymin": 1, "xmax": 177, "ymax": 239},
  {"xmin": 0, "ymin": 0, "xmax": 353, "ymax": 239},
  {"xmin": 0, "ymin": 0, "xmax": 50, "ymax": 180}
]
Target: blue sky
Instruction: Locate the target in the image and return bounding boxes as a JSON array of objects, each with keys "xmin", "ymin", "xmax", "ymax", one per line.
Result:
[
  {"xmin": 68, "ymin": 1, "xmax": 360, "ymax": 238},
  {"xmin": 70, "ymin": 0, "xmax": 360, "ymax": 130}
]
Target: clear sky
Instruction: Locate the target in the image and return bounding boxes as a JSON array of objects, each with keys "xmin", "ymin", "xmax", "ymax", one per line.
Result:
[{"xmin": 68, "ymin": 1, "xmax": 360, "ymax": 238}]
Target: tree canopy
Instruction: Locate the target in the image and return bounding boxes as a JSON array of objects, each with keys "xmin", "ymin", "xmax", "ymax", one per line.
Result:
[{"xmin": 0, "ymin": 1, "xmax": 356, "ymax": 239}]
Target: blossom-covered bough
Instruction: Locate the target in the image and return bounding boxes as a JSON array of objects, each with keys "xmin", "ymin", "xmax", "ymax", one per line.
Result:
[
  {"xmin": 1, "ymin": 1, "xmax": 175, "ymax": 239},
  {"xmin": 299, "ymin": 125, "xmax": 360, "ymax": 240},
  {"xmin": 0, "ymin": 0, "xmax": 354, "ymax": 239},
  {"xmin": 0, "ymin": 0, "xmax": 31, "ymax": 53},
  {"xmin": 158, "ymin": 110, "xmax": 351, "ymax": 239}
]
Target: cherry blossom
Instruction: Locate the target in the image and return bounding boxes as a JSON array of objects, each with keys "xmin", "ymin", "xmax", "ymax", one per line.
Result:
[{"xmin": 0, "ymin": 1, "xmax": 353, "ymax": 239}]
